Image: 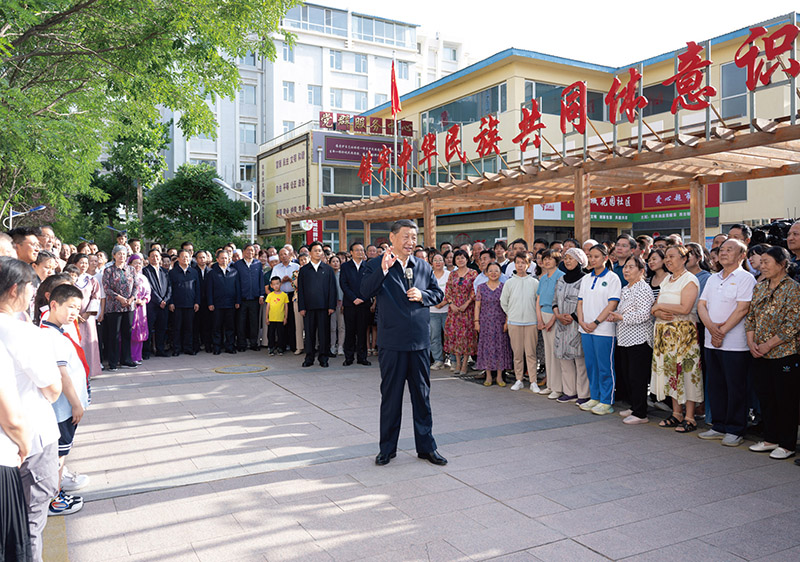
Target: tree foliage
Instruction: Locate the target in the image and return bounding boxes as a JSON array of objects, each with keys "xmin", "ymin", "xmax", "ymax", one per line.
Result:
[
  {"xmin": 143, "ymin": 164, "xmax": 249, "ymax": 250},
  {"xmin": 0, "ymin": 0, "xmax": 297, "ymax": 219}
]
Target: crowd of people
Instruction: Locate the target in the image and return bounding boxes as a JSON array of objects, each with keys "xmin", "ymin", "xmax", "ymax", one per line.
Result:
[{"xmin": 2, "ymin": 219, "xmax": 800, "ymax": 561}]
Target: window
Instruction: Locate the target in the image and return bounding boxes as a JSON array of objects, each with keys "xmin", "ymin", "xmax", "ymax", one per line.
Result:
[
  {"xmin": 331, "ymin": 88, "xmax": 343, "ymax": 108},
  {"xmin": 352, "ymin": 15, "xmax": 415, "ymax": 48},
  {"xmin": 240, "ymin": 84, "xmax": 256, "ymax": 105},
  {"xmin": 375, "ymin": 93, "xmax": 388, "ymax": 106},
  {"xmin": 308, "ymin": 85, "xmax": 322, "ymax": 106},
  {"xmin": 190, "ymin": 159, "xmax": 216, "ymax": 168},
  {"xmin": 330, "ymin": 49, "xmax": 342, "ymax": 70},
  {"xmin": 721, "ymin": 180, "xmax": 747, "ymax": 203},
  {"xmin": 641, "ymin": 83, "xmax": 675, "ymax": 118},
  {"xmin": 240, "ymin": 51, "xmax": 256, "ymax": 66},
  {"xmin": 282, "ymin": 43, "xmax": 294, "ymax": 63},
  {"xmin": 284, "ymin": 5, "xmax": 347, "ymax": 36},
  {"xmin": 239, "ymin": 163, "xmax": 256, "ymax": 182},
  {"xmin": 192, "ymin": 131, "xmax": 211, "ymax": 141},
  {"xmin": 443, "ymin": 46, "xmax": 457, "ymax": 61},
  {"xmin": 355, "ymin": 91, "xmax": 367, "ymax": 111},
  {"xmin": 397, "ymin": 61, "xmax": 409, "ymax": 80},
  {"xmin": 523, "ymin": 80, "xmax": 604, "ymax": 120},
  {"xmin": 240, "ymin": 123, "xmax": 256, "ymax": 145},
  {"xmin": 424, "ymin": 83, "xmax": 507, "ymax": 134},
  {"xmin": 282, "ymin": 121, "xmax": 295, "ymax": 133},
  {"xmin": 282, "ymin": 81, "xmax": 294, "ymax": 102},
  {"xmin": 721, "ymin": 62, "xmax": 747, "ymax": 120},
  {"xmin": 355, "ymin": 54, "xmax": 368, "ymax": 73}
]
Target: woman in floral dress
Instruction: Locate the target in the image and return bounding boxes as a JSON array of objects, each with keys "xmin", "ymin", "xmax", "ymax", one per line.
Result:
[
  {"xmin": 475, "ymin": 262, "xmax": 512, "ymax": 386},
  {"xmin": 444, "ymin": 249, "xmax": 478, "ymax": 375}
]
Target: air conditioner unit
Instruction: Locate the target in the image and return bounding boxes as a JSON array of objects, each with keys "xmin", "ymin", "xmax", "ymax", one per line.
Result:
[{"xmin": 235, "ymin": 182, "xmax": 243, "ymax": 189}]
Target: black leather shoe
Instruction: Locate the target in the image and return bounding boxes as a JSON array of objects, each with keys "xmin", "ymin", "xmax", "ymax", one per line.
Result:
[
  {"xmin": 155, "ymin": 351, "xmax": 169, "ymax": 358},
  {"xmin": 319, "ymin": 361, "xmax": 329, "ymax": 368},
  {"xmin": 213, "ymin": 350, "xmax": 221, "ymax": 355},
  {"xmin": 795, "ymin": 458, "xmax": 800, "ymax": 467},
  {"xmin": 418, "ymin": 450, "xmax": 447, "ymax": 466},
  {"xmin": 343, "ymin": 359, "xmax": 354, "ymax": 366},
  {"xmin": 375, "ymin": 452, "xmax": 397, "ymax": 465},
  {"xmin": 302, "ymin": 361, "xmax": 314, "ymax": 367},
  {"xmin": 250, "ymin": 346, "xmax": 260, "ymax": 352},
  {"xmin": 185, "ymin": 351, "xmax": 196, "ymax": 356},
  {"xmin": 172, "ymin": 351, "xmax": 180, "ymax": 357},
  {"xmin": 225, "ymin": 349, "xmax": 236, "ymax": 354},
  {"xmin": 142, "ymin": 354, "xmax": 151, "ymax": 360},
  {"xmin": 357, "ymin": 360, "xmax": 372, "ymax": 366}
]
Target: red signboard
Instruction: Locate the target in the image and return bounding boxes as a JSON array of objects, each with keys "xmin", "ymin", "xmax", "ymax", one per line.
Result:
[
  {"xmin": 305, "ymin": 220, "xmax": 322, "ymax": 244},
  {"xmin": 336, "ymin": 113, "xmax": 351, "ymax": 132},
  {"xmin": 353, "ymin": 116, "xmax": 367, "ymax": 134},
  {"xmin": 319, "ymin": 112, "xmax": 334, "ymax": 130},
  {"xmin": 369, "ymin": 117, "xmax": 383, "ymax": 134},
  {"xmin": 562, "ymin": 184, "xmax": 720, "ymax": 216}
]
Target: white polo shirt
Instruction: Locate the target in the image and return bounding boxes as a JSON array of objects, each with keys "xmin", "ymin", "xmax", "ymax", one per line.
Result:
[
  {"xmin": 699, "ymin": 266, "xmax": 756, "ymax": 351},
  {"xmin": 578, "ymin": 268, "xmax": 621, "ymax": 338},
  {"xmin": 271, "ymin": 262, "xmax": 299, "ymax": 294}
]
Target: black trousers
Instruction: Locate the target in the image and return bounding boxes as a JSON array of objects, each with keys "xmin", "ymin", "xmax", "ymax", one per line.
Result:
[
  {"xmin": 343, "ymin": 303, "xmax": 370, "ymax": 362},
  {"xmin": 145, "ymin": 303, "xmax": 169, "ymax": 356},
  {"xmin": 705, "ymin": 348, "xmax": 750, "ymax": 436},
  {"xmin": 105, "ymin": 311, "xmax": 133, "ymax": 368},
  {"xmin": 755, "ymin": 355, "xmax": 800, "ymax": 451},
  {"xmin": 616, "ymin": 342, "xmax": 653, "ymax": 419},
  {"xmin": 303, "ymin": 309, "xmax": 330, "ymax": 364},
  {"xmin": 212, "ymin": 307, "xmax": 236, "ymax": 352},
  {"xmin": 378, "ymin": 348, "xmax": 437, "ymax": 456},
  {"xmin": 0, "ymin": 465, "xmax": 31, "ymax": 562},
  {"xmin": 267, "ymin": 322, "xmax": 285, "ymax": 351},
  {"xmin": 194, "ymin": 305, "xmax": 212, "ymax": 352},
  {"xmin": 172, "ymin": 307, "xmax": 194, "ymax": 354},
  {"xmin": 237, "ymin": 298, "xmax": 260, "ymax": 348},
  {"xmin": 284, "ymin": 291, "xmax": 296, "ymax": 350}
]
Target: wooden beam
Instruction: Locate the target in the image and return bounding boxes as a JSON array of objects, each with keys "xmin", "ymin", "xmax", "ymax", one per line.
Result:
[
  {"xmin": 363, "ymin": 221, "xmax": 371, "ymax": 245},
  {"xmin": 338, "ymin": 211, "xmax": 347, "ymax": 251},
  {"xmin": 285, "ymin": 219, "xmax": 293, "ymax": 246},
  {"xmin": 574, "ymin": 170, "xmax": 591, "ymax": 243},
  {"xmin": 423, "ymin": 196, "xmax": 436, "ymax": 248},
  {"xmin": 689, "ymin": 180, "xmax": 705, "ymax": 244},
  {"xmin": 524, "ymin": 199, "xmax": 535, "ymax": 244}
]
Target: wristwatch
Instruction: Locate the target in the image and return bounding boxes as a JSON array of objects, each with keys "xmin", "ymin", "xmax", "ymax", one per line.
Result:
[{"xmin": 593, "ymin": 319, "xmax": 601, "ymax": 326}]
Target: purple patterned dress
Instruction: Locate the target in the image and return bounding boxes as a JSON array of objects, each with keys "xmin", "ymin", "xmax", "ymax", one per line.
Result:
[{"xmin": 475, "ymin": 282, "xmax": 512, "ymax": 370}]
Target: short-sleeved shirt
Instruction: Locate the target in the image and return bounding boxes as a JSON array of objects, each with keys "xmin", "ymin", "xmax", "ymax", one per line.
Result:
[
  {"xmin": 41, "ymin": 322, "xmax": 89, "ymax": 423},
  {"xmin": 271, "ymin": 262, "xmax": 300, "ymax": 294},
  {"xmin": 431, "ymin": 270, "xmax": 450, "ymax": 314},
  {"xmin": 699, "ymin": 267, "xmax": 756, "ymax": 351},
  {"xmin": 266, "ymin": 291, "xmax": 289, "ymax": 322},
  {"xmin": 0, "ymin": 343, "xmax": 22, "ymax": 467},
  {"xmin": 578, "ymin": 268, "xmax": 621, "ymax": 338},
  {"xmin": 656, "ymin": 271, "xmax": 700, "ymax": 323},
  {"xmin": 537, "ymin": 269, "xmax": 565, "ymax": 314}
]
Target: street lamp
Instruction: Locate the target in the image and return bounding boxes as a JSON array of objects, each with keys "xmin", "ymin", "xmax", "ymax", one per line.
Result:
[
  {"xmin": 213, "ymin": 178, "xmax": 261, "ymax": 244},
  {"xmin": 3, "ymin": 205, "xmax": 46, "ymax": 230}
]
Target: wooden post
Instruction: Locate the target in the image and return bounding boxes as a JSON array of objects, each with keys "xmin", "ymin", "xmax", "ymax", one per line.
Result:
[
  {"xmin": 363, "ymin": 221, "xmax": 371, "ymax": 245},
  {"xmin": 285, "ymin": 219, "xmax": 293, "ymax": 246},
  {"xmin": 423, "ymin": 197, "xmax": 436, "ymax": 248},
  {"xmin": 338, "ymin": 211, "xmax": 347, "ymax": 251},
  {"xmin": 573, "ymin": 170, "xmax": 591, "ymax": 242},
  {"xmin": 523, "ymin": 199, "xmax": 535, "ymax": 244},
  {"xmin": 690, "ymin": 180, "xmax": 706, "ymax": 244}
]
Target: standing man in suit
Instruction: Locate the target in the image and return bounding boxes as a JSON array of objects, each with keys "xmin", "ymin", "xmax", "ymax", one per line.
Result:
[
  {"xmin": 361, "ymin": 219, "xmax": 447, "ymax": 466},
  {"xmin": 297, "ymin": 241, "xmax": 336, "ymax": 368},
  {"xmin": 233, "ymin": 243, "xmax": 264, "ymax": 351},
  {"xmin": 340, "ymin": 242, "xmax": 371, "ymax": 367},
  {"xmin": 193, "ymin": 250, "xmax": 213, "ymax": 353},
  {"xmin": 207, "ymin": 249, "xmax": 241, "ymax": 354},
  {"xmin": 142, "ymin": 248, "xmax": 171, "ymax": 358},
  {"xmin": 168, "ymin": 249, "xmax": 200, "ymax": 356}
]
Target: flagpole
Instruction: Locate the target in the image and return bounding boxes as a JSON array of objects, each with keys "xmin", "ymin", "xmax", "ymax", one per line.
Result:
[{"xmin": 393, "ymin": 50, "xmax": 398, "ymax": 193}]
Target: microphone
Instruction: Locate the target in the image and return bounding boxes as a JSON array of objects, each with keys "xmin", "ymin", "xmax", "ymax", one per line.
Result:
[{"xmin": 405, "ymin": 267, "xmax": 414, "ymax": 291}]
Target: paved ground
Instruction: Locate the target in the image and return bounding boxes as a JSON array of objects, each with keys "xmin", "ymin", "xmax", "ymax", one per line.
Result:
[{"xmin": 50, "ymin": 350, "xmax": 800, "ymax": 561}]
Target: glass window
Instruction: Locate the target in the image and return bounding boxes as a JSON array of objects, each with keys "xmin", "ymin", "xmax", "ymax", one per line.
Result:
[
  {"xmin": 240, "ymin": 123, "xmax": 256, "ymax": 144},
  {"xmin": 355, "ymin": 91, "xmax": 367, "ymax": 111},
  {"xmin": 308, "ymin": 85, "xmax": 322, "ymax": 106},
  {"xmin": 375, "ymin": 93, "xmax": 388, "ymax": 106},
  {"xmin": 642, "ymin": 83, "xmax": 675, "ymax": 118},
  {"xmin": 282, "ymin": 43, "xmax": 294, "ymax": 63},
  {"xmin": 190, "ymin": 159, "xmax": 216, "ymax": 168},
  {"xmin": 282, "ymin": 81, "xmax": 294, "ymax": 102},
  {"xmin": 282, "ymin": 121, "xmax": 295, "ymax": 134},
  {"xmin": 285, "ymin": 5, "xmax": 346, "ymax": 36},
  {"xmin": 443, "ymin": 46, "xmax": 457, "ymax": 61},
  {"xmin": 330, "ymin": 50, "xmax": 342, "ymax": 70},
  {"xmin": 397, "ymin": 61, "xmax": 409, "ymax": 80},
  {"xmin": 722, "ymin": 180, "xmax": 747, "ymax": 203},
  {"xmin": 239, "ymin": 163, "xmax": 256, "ymax": 182},
  {"xmin": 240, "ymin": 84, "xmax": 256, "ymax": 105},
  {"xmin": 240, "ymin": 51, "xmax": 256, "ymax": 66},
  {"xmin": 427, "ymin": 83, "xmax": 508, "ymax": 134},
  {"xmin": 331, "ymin": 88, "xmax": 343, "ymax": 108},
  {"xmin": 721, "ymin": 62, "xmax": 747, "ymax": 120},
  {"xmin": 355, "ymin": 54, "xmax": 368, "ymax": 73}
]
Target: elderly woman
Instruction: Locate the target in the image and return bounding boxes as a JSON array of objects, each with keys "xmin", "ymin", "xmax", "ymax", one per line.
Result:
[
  {"xmin": 608, "ymin": 256, "xmax": 655, "ymax": 424},
  {"xmin": 475, "ymin": 262, "xmax": 512, "ymax": 386},
  {"xmin": 444, "ymin": 249, "xmax": 478, "ymax": 376},
  {"xmin": 552, "ymin": 248, "xmax": 589, "ymax": 404},
  {"xmin": 745, "ymin": 246, "xmax": 800, "ymax": 460},
  {"xmin": 429, "ymin": 252, "xmax": 451, "ymax": 370},
  {"xmin": 102, "ymin": 245, "xmax": 139, "ymax": 371},
  {"xmin": 128, "ymin": 254, "xmax": 151, "ymax": 364},
  {"xmin": 68, "ymin": 253, "xmax": 103, "ymax": 377},
  {"xmin": 651, "ymin": 245, "xmax": 701, "ymax": 433},
  {"xmin": 536, "ymin": 249, "xmax": 565, "ymax": 399}
]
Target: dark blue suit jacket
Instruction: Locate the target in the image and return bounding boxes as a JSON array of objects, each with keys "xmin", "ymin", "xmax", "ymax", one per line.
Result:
[
  {"xmin": 232, "ymin": 259, "xmax": 265, "ymax": 300},
  {"xmin": 194, "ymin": 265, "xmax": 211, "ymax": 306},
  {"xmin": 339, "ymin": 259, "xmax": 368, "ymax": 307},
  {"xmin": 360, "ymin": 255, "xmax": 443, "ymax": 351},
  {"xmin": 206, "ymin": 263, "xmax": 241, "ymax": 309},
  {"xmin": 143, "ymin": 264, "xmax": 171, "ymax": 306},
  {"xmin": 297, "ymin": 262, "xmax": 337, "ymax": 312},
  {"xmin": 168, "ymin": 265, "xmax": 200, "ymax": 308}
]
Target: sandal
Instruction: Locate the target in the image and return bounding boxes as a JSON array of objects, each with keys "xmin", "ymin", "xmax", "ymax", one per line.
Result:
[
  {"xmin": 658, "ymin": 414, "xmax": 683, "ymax": 428},
  {"xmin": 675, "ymin": 419, "xmax": 697, "ymax": 433},
  {"xmin": 497, "ymin": 380, "xmax": 506, "ymax": 387},
  {"xmin": 483, "ymin": 379, "xmax": 492, "ymax": 387}
]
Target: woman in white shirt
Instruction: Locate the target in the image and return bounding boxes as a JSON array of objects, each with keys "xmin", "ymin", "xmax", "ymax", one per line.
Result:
[
  {"xmin": 576, "ymin": 245, "xmax": 621, "ymax": 415},
  {"xmin": 429, "ymin": 253, "xmax": 450, "ymax": 370}
]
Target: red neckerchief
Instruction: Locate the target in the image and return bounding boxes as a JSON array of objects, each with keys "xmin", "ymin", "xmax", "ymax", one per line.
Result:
[{"xmin": 40, "ymin": 321, "xmax": 90, "ymax": 382}]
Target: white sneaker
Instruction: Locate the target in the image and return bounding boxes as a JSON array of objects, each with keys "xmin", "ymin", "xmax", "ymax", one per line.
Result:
[
  {"xmin": 530, "ymin": 384, "xmax": 541, "ymax": 394},
  {"xmin": 698, "ymin": 429, "xmax": 725, "ymax": 440},
  {"xmin": 538, "ymin": 386, "xmax": 551, "ymax": 395},
  {"xmin": 721, "ymin": 434, "xmax": 744, "ymax": 447},
  {"xmin": 430, "ymin": 361, "xmax": 444, "ymax": 371},
  {"xmin": 769, "ymin": 447, "xmax": 795, "ymax": 460},
  {"xmin": 750, "ymin": 441, "xmax": 779, "ymax": 453},
  {"xmin": 547, "ymin": 391, "xmax": 562, "ymax": 400},
  {"xmin": 510, "ymin": 380, "xmax": 524, "ymax": 391},
  {"xmin": 61, "ymin": 468, "xmax": 90, "ymax": 492},
  {"xmin": 618, "ymin": 409, "xmax": 632, "ymax": 417},
  {"xmin": 338, "ymin": 347, "xmax": 344, "ymax": 355},
  {"xmin": 591, "ymin": 403, "xmax": 614, "ymax": 415},
  {"xmin": 579, "ymin": 399, "xmax": 600, "ymax": 411},
  {"xmin": 623, "ymin": 415, "xmax": 648, "ymax": 425}
]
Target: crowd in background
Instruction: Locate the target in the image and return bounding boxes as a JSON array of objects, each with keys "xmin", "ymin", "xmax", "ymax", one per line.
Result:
[{"xmin": 3, "ymin": 219, "xmax": 800, "ymax": 561}]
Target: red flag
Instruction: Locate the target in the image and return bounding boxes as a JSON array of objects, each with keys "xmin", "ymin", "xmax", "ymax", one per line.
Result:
[{"xmin": 390, "ymin": 60, "xmax": 402, "ymax": 118}]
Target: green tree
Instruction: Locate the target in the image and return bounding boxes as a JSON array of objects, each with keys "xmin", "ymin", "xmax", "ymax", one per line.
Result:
[
  {"xmin": 0, "ymin": 0, "xmax": 296, "ymax": 217},
  {"xmin": 144, "ymin": 164, "xmax": 248, "ymax": 250}
]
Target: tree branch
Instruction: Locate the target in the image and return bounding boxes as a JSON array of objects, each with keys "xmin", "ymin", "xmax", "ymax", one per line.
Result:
[
  {"xmin": 10, "ymin": 0, "xmax": 100, "ymax": 49},
  {"xmin": 31, "ymin": 79, "xmax": 90, "ymax": 117}
]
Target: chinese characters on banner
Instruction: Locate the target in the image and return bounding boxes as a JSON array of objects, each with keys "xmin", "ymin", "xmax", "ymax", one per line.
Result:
[
  {"xmin": 561, "ymin": 81, "xmax": 587, "ymax": 134},
  {"xmin": 473, "ymin": 114, "xmax": 502, "ymax": 158},
  {"xmin": 662, "ymin": 41, "xmax": 716, "ymax": 113},
  {"xmin": 420, "ymin": 133, "xmax": 438, "ymax": 174},
  {"xmin": 397, "ymin": 139, "xmax": 413, "ymax": 181},
  {"xmin": 513, "ymin": 100, "xmax": 546, "ymax": 152},
  {"xmin": 605, "ymin": 67, "xmax": 649, "ymax": 124},
  {"xmin": 376, "ymin": 145, "xmax": 392, "ymax": 185},
  {"xmin": 734, "ymin": 24, "xmax": 800, "ymax": 91},
  {"xmin": 357, "ymin": 152, "xmax": 372, "ymax": 185},
  {"xmin": 445, "ymin": 124, "xmax": 467, "ymax": 163}
]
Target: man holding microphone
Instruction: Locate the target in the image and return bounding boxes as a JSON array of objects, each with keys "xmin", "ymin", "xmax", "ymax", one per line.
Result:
[{"xmin": 360, "ymin": 220, "xmax": 447, "ymax": 466}]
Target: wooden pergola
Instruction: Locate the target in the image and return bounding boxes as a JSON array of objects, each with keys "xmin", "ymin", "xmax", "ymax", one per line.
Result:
[{"xmin": 280, "ymin": 119, "xmax": 800, "ymax": 247}]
